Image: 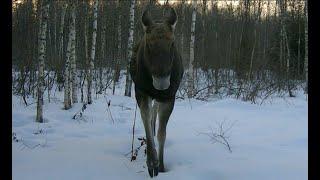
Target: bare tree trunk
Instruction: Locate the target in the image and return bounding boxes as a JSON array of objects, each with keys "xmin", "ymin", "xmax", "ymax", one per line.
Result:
[
  {"xmin": 248, "ymin": 29, "xmax": 256, "ymax": 82},
  {"xmin": 70, "ymin": 3, "xmax": 78, "ymax": 103},
  {"xmin": 64, "ymin": 3, "xmax": 76, "ymax": 110},
  {"xmin": 63, "ymin": 74, "xmax": 71, "ymax": 109},
  {"xmin": 36, "ymin": 0, "xmax": 49, "ymax": 123},
  {"xmin": 113, "ymin": 0, "xmax": 122, "ymax": 95},
  {"xmin": 304, "ymin": 0, "xmax": 308, "ymax": 93},
  {"xmin": 59, "ymin": 3, "xmax": 68, "ymax": 59},
  {"xmin": 180, "ymin": 0, "xmax": 185, "ymax": 60},
  {"xmin": 263, "ymin": 0, "xmax": 270, "ymax": 62},
  {"xmin": 214, "ymin": 31, "xmax": 219, "ymax": 94},
  {"xmin": 87, "ymin": 0, "xmax": 99, "ymax": 104},
  {"xmin": 80, "ymin": 70, "xmax": 86, "ymax": 103},
  {"xmin": 279, "ymin": 0, "xmax": 293, "ymax": 97},
  {"xmin": 187, "ymin": 0, "xmax": 197, "ymax": 98},
  {"xmin": 99, "ymin": 2, "xmax": 106, "ymax": 94},
  {"xmin": 58, "ymin": 3, "xmax": 67, "ymax": 91},
  {"xmin": 124, "ymin": 0, "xmax": 136, "ymax": 97},
  {"xmin": 47, "ymin": 71, "xmax": 50, "ymax": 103},
  {"xmin": 201, "ymin": 0, "xmax": 207, "ymax": 67},
  {"xmin": 82, "ymin": 2, "xmax": 89, "ymax": 103},
  {"xmin": 228, "ymin": 32, "xmax": 232, "ymax": 81},
  {"xmin": 53, "ymin": 2, "xmax": 57, "ymax": 64},
  {"xmin": 248, "ymin": 5, "xmax": 259, "ymax": 82},
  {"xmin": 297, "ymin": 4, "xmax": 301, "ymax": 77}
]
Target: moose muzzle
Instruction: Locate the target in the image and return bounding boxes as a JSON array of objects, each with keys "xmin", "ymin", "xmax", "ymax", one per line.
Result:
[{"xmin": 152, "ymin": 75, "xmax": 170, "ymax": 90}]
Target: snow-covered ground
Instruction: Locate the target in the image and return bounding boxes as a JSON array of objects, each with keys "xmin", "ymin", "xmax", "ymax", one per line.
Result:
[{"xmin": 12, "ymin": 82, "xmax": 307, "ymax": 180}]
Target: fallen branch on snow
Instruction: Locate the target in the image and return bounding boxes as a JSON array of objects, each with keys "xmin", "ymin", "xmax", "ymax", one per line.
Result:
[
  {"xmin": 72, "ymin": 103, "xmax": 89, "ymax": 123},
  {"xmin": 125, "ymin": 137, "xmax": 147, "ymax": 161},
  {"xmin": 12, "ymin": 131, "xmax": 47, "ymax": 150},
  {"xmin": 105, "ymin": 99, "xmax": 115, "ymax": 124},
  {"xmin": 198, "ymin": 119, "xmax": 237, "ymax": 153}
]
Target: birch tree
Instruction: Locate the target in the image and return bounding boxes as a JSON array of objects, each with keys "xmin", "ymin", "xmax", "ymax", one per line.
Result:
[
  {"xmin": 81, "ymin": 1, "xmax": 89, "ymax": 103},
  {"xmin": 124, "ymin": 0, "xmax": 136, "ymax": 97},
  {"xmin": 36, "ymin": 0, "xmax": 49, "ymax": 123},
  {"xmin": 187, "ymin": 0, "xmax": 197, "ymax": 98},
  {"xmin": 64, "ymin": 2, "xmax": 77, "ymax": 110},
  {"xmin": 87, "ymin": 0, "xmax": 99, "ymax": 104},
  {"xmin": 12, "ymin": 0, "xmax": 307, "ymax": 104},
  {"xmin": 70, "ymin": 2, "xmax": 77, "ymax": 103}
]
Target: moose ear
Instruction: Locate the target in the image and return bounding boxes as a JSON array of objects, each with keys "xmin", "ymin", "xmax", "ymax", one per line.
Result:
[
  {"xmin": 165, "ymin": 7, "xmax": 177, "ymax": 31},
  {"xmin": 142, "ymin": 9, "xmax": 153, "ymax": 31}
]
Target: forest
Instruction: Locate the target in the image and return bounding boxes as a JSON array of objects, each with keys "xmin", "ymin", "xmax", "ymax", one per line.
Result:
[
  {"xmin": 12, "ymin": 0, "xmax": 308, "ymax": 121},
  {"xmin": 12, "ymin": 1, "xmax": 308, "ymax": 179}
]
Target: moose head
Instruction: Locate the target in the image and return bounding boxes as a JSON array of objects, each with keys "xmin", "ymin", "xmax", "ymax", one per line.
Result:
[{"xmin": 141, "ymin": 7, "xmax": 178, "ymax": 90}]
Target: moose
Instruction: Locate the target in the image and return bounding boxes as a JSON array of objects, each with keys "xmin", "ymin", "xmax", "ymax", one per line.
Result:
[{"xmin": 129, "ymin": 7, "xmax": 184, "ymax": 177}]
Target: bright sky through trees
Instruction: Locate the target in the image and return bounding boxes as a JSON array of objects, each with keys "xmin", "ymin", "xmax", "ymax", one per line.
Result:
[{"xmin": 157, "ymin": 0, "xmax": 304, "ymax": 17}]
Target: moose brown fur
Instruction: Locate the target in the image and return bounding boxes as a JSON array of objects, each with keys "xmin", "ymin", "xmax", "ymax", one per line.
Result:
[{"xmin": 129, "ymin": 7, "xmax": 184, "ymax": 177}]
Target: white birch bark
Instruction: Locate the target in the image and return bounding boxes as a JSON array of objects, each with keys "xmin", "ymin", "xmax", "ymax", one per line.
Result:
[
  {"xmin": 70, "ymin": 3, "xmax": 77, "ymax": 103},
  {"xmin": 64, "ymin": 3, "xmax": 75, "ymax": 110},
  {"xmin": 87, "ymin": 0, "xmax": 99, "ymax": 104},
  {"xmin": 124, "ymin": 0, "xmax": 136, "ymax": 97},
  {"xmin": 36, "ymin": 0, "xmax": 49, "ymax": 123},
  {"xmin": 81, "ymin": 2, "xmax": 89, "ymax": 103},
  {"xmin": 63, "ymin": 68, "xmax": 71, "ymax": 110},
  {"xmin": 187, "ymin": 0, "xmax": 197, "ymax": 98}
]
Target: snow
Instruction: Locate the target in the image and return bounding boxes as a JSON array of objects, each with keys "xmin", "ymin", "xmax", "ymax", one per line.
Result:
[{"xmin": 12, "ymin": 82, "xmax": 307, "ymax": 180}]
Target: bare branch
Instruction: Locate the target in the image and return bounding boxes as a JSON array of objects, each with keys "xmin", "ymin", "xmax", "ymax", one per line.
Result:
[{"xmin": 199, "ymin": 119, "xmax": 237, "ymax": 153}]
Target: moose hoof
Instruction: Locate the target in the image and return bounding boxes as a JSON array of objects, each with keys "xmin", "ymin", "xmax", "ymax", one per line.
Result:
[
  {"xmin": 146, "ymin": 149, "xmax": 159, "ymax": 177},
  {"xmin": 159, "ymin": 164, "xmax": 165, "ymax": 172},
  {"xmin": 148, "ymin": 166, "xmax": 159, "ymax": 177},
  {"xmin": 147, "ymin": 158, "xmax": 159, "ymax": 177}
]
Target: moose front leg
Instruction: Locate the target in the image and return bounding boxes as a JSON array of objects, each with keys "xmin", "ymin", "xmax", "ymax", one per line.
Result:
[
  {"xmin": 136, "ymin": 94, "xmax": 159, "ymax": 177},
  {"xmin": 157, "ymin": 99, "xmax": 174, "ymax": 172}
]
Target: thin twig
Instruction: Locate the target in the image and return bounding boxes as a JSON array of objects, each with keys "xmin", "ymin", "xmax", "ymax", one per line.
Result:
[
  {"xmin": 130, "ymin": 103, "xmax": 138, "ymax": 161},
  {"xmin": 198, "ymin": 120, "xmax": 236, "ymax": 153},
  {"xmin": 106, "ymin": 99, "xmax": 115, "ymax": 124}
]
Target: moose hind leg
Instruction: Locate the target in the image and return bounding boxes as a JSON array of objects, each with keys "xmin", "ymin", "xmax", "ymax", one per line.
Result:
[
  {"xmin": 136, "ymin": 94, "xmax": 159, "ymax": 177},
  {"xmin": 157, "ymin": 99, "xmax": 174, "ymax": 172}
]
